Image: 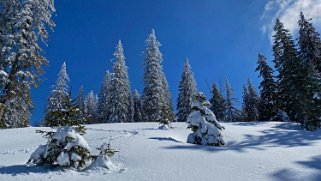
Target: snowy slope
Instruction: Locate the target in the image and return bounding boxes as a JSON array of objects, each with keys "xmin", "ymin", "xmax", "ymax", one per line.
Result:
[{"xmin": 0, "ymin": 122, "xmax": 321, "ymax": 181}]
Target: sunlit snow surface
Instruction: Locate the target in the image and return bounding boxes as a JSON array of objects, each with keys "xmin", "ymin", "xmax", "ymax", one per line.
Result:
[{"xmin": 0, "ymin": 122, "xmax": 321, "ymax": 181}]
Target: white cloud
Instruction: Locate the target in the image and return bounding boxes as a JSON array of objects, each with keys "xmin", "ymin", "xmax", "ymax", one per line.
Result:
[{"xmin": 261, "ymin": 0, "xmax": 321, "ymax": 40}]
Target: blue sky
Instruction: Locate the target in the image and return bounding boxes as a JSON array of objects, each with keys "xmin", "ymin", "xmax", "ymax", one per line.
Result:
[{"xmin": 30, "ymin": 0, "xmax": 321, "ymax": 125}]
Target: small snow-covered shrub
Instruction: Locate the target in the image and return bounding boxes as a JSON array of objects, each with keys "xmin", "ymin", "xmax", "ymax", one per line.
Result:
[
  {"xmin": 89, "ymin": 143, "xmax": 118, "ymax": 171},
  {"xmin": 271, "ymin": 110, "xmax": 290, "ymax": 122},
  {"xmin": 187, "ymin": 92, "xmax": 225, "ymax": 146},
  {"xmin": 28, "ymin": 126, "xmax": 91, "ymax": 170}
]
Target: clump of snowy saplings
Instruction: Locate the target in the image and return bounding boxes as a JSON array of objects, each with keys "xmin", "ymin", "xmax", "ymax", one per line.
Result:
[
  {"xmin": 187, "ymin": 92, "xmax": 225, "ymax": 146},
  {"xmin": 28, "ymin": 99, "xmax": 117, "ymax": 171}
]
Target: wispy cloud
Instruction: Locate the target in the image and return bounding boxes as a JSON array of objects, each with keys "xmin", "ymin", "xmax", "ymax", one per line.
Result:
[{"xmin": 261, "ymin": 0, "xmax": 321, "ymax": 39}]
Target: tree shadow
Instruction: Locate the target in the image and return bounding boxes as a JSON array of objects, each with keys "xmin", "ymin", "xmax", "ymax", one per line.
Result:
[
  {"xmin": 0, "ymin": 164, "xmax": 54, "ymax": 176},
  {"xmin": 296, "ymin": 155, "xmax": 321, "ymax": 170},
  {"xmin": 163, "ymin": 126, "xmax": 321, "ymax": 153},
  {"xmin": 271, "ymin": 155, "xmax": 321, "ymax": 181},
  {"xmin": 149, "ymin": 137, "xmax": 182, "ymax": 143}
]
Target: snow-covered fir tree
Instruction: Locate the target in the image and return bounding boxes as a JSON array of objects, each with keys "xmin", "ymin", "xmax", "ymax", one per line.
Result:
[
  {"xmin": 255, "ymin": 54, "xmax": 278, "ymax": 121},
  {"xmin": 210, "ymin": 83, "xmax": 226, "ymax": 122},
  {"xmin": 142, "ymin": 29, "xmax": 171, "ymax": 123},
  {"xmin": 298, "ymin": 12, "xmax": 321, "ymax": 74},
  {"xmin": 132, "ymin": 90, "xmax": 143, "ymax": 122},
  {"xmin": 109, "ymin": 41, "xmax": 131, "ymax": 123},
  {"xmin": 187, "ymin": 92, "xmax": 225, "ymax": 146},
  {"xmin": 225, "ymin": 78, "xmax": 241, "ymax": 121},
  {"xmin": 176, "ymin": 59, "xmax": 197, "ymax": 122},
  {"xmin": 242, "ymin": 84, "xmax": 250, "ymax": 121},
  {"xmin": 0, "ymin": 0, "xmax": 55, "ymax": 128},
  {"xmin": 85, "ymin": 91, "xmax": 98, "ymax": 124},
  {"xmin": 75, "ymin": 85, "xmax": 86, "ymax": 122},
  {"xmin": 129, "ymin": 93, "xmax": 135, "ymax": 122},
  {"xmin": 273, "ymin": 19, "xmax": 306, "ymax": 123},
  {"xmin": 97, "ymin": 71, "xmax": 113, "ymax": 123},
  {"xmin": 29, "ymin": 97, "xmax": 91, "ymax": 170},
  {"xmin": 298, "ymin": 12, "xmax": 321, "ymax": 130},
  {"xmin": 242, "ymin": 79, "xmax": 259, "ymax": 121},
  {"xmin": 44, "ymin": 62, "xmax": 70, "ymax": 126},
  {"xmin": 160, "ymin": 72, "xmax": 175, "ymax": 127}
]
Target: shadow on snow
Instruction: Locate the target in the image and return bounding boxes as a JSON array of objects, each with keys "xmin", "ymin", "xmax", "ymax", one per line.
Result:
[
  {"xmin": 163, "ymin": 123, "xmax": 321, "ymax": 152},
  {"xmin": 0, "ymin": 164, "xmax": 54, "ymax": 176},
  {"xmin": 271, "ymin": 155, "xmax": 321, "ymax": 181}
]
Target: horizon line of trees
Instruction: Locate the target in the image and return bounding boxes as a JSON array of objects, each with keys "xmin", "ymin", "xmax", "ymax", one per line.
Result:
[{"xmin": 1, "ymin": 3, "xmax": 320, "ymax": 132}]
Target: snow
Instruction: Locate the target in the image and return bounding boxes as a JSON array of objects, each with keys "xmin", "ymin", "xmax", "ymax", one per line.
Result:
[
  {"xmin": 53, "ymin": 126, "xmax": 90, "ymax": 150},
  {"xmin": 1, "ymin": 122, "xmax": 321, "ymax": 180},
  {"xmin": 57, "ymin": 152, "xmax": 70, "ymax": 166}
]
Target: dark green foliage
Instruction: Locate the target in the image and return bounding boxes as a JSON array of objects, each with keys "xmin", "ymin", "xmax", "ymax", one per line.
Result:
[
  {"xmin": 256, "ymin": 54, "xmax": 278, "ymax": 121},
  {"xmin": 225, "ymin": 78, "xmax": 241, "ymax": 122},
  {"xmin": 45, "ymin": 95, "xmax": 86, "ymax": 132},
  {"xmin": 272, "ymin": 19, "xmax": 306, "ymax": 123},
  {"xmin": 242, "ymin": 79, "xmax": 259, "ymax": 121},
  {"xmin": 209, "ymin": 84, "xmax": 226, "ymax": 121},
  {"xmin": 298, "ymin": 12, "xmax": 321, "ymax": 130}
]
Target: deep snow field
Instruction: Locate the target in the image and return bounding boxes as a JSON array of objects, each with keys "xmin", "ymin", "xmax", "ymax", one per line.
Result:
[{"xmin": 0, "ymin": 122, "xmax": 321, "ymax": 181}]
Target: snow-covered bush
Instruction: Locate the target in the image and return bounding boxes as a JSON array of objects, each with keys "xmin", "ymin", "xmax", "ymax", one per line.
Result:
[
  {"xmin": 89, "ymin": 143, "xmax": 118, "ymax": 171},
  {"xmin": 187, "ymin": 92, "xmax": 225, "ymax": 146},
  {"xmin": 28, "ymin": 98, "xmax": 117, "ymax": 171},
  {"xmin": 28, "ymin": 126, "xmax": 91, "ymax": 170},
  {"xmin": 271, "ymin": 110, "xmax": 290, "ymax": 122}
]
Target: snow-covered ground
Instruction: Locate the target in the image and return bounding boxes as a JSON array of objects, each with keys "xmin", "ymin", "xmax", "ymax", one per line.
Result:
[{"xmin": 1, "ymin": 122, "xmax": 321, "ymax": 181}]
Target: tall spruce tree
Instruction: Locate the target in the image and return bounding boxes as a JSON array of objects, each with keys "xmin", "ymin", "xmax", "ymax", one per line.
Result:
[
  {"xmin": 44, "ymin": 62, "xmax": 70, "ymax": 126},
  {"xmin": 298, "ymin": 12, "xmax": 321, "ymax": 74},
  {"xmin": 85, "ymin": 90, "xmax": 98, "ymax": 124},
  {"xmin": 75, "ymin": 85, "xmax": 86, "ymax": 122},
  {"xmin": 142, "ymin": 29, "xmax": 167, "ymax": 123},
  {"xmin": 132, "ymin": 90, "xmax": 143, "ymax": 122},
  {"xmin": 255, "ymin": 54, "xmax": 278, "ymax": 121},
  {"xmin": 160, "ymin": 72, "xmax": 175, "ymax": 125},
  {"xmin": 273, "ymin": 19, "xmax": 306, "ymax": 123},
  {"xmin": 298, "ymin": 12, "xmax": 321, "ymax": 130},
  {"xmin": 225, "ymin": 78, "xmax": 240, "ymax": 122},
  {"xmin": 241, "ymin": 84, "xmax": 249, "ymax": 121},
  {"xmin": 97, "ymin": 71, "xmax": 113, "ymax": 123},
  {"xmin": 210, "ymin": 83, "xmax": 226, "ymax": 122},
  {"xmin": 176, "ymin": 59, "xmax": 197, "ymax": 122},
  {"xmin": 0, "ymin": 0, "xmax": 55, "ymax": 128},
  {"xmin": 109, "ymin": 41, "xmax": 131, "ymax": 123},
  {"xmin": 242, "ymin": 79, "xmax": 259, "ymax": 121}
]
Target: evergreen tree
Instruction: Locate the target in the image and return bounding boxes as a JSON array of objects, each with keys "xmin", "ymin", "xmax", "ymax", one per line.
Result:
[
  {"xmin": 85, "ymin": 91, "xmax": 98, "ymax": 124},
  {"xmin": 176, "ymin": 59, "xmax": 197, "ymax": 122},
  {"xmin": 298, "ymin": 12, "xmax": 321, "ymax": 130},
  {"xmin": 273, "ymin": 19, "xmax": 305, "ymax": 123},
  {"xmin": 97, "ymin": 71, "xmax": 113, "ymax": 123},
  {"xmin": 225, "ymin": 78, "xmax": 240, "ymax": 122},
  {"xmin": 242, "ymin": 79, "xmax": 259, "ymax": 121},
  {"xmin": 0, "ymin": 0, "xmax": 55, "ymax": 128},
  {"xmin": 142, "ymin": 29, "xmax": 167, "ymax": 123},
  {"xmin": 298, "ymin": 12, "xmax": 321, "ymax": 74},
  {"xmin": 241, "ymin": 84, "xmax": 250, "ymax": 121},
  {"xmin": 187, "ymin": 92, "xmax": 225, "ymax": 146},
  {"xmin": 210, "ymin": 83, "xmax": 226, "ymax": 122},
  {"xmin": 109, "ymin": 41, "xmax": 131, "ymax": 123},
  {"xmin": 75, "ymin": 85, "xmax": 86, "ymax": 122},
  {"xmin": 160, "ymin": 71, "xmax": 175, "ymax": 125},
  {"xmin": 44, "ymin": 62, "xmax": 70, "ymax": 126},
  {"xmin": 255, "ymin": 54, "xmax": 278, "ymax": 121},
  {"xmin": 132, "ymin": 90, "xmax": 143, "ymax": 122}
]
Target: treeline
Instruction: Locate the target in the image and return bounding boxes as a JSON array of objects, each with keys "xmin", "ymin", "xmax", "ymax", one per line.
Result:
[
  {"xmin": 209, "ymin": 12, "xmax": 321, "ymax": 131},
  {"xmin": 42, "ymin": 31, "xmax": 175, "ymax": 126}
]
